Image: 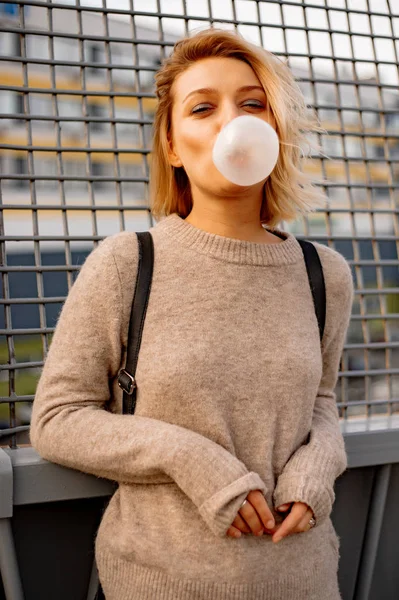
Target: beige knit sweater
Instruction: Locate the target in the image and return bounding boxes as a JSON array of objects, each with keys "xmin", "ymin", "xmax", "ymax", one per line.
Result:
[{"xmin": 30, "ymin": 213, "xmax": 353, "ymax": 600}]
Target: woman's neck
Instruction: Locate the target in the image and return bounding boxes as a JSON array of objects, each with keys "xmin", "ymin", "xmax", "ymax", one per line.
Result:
[{"xmin": 184, "ymin": 189, "xmax": 283, "ymax": 245}]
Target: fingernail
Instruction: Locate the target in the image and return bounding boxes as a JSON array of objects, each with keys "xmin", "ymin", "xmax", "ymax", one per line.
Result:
[
  {"xmin": 256, "ymin": 530, "xmax": 263, "ymax": 536},
  {"xmin": 235, "ymin": 531, "xmax": 241, "ymax": 538},
  {"xmin": 267, "ymin": 520, "xmax": 274, "ymax": 529},
  {"xmin": 273, "ymin": 536, "xmax": 281, "ymax": 543}
]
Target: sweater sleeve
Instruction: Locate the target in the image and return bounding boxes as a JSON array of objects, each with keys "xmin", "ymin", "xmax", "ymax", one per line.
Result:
[
  {"xmin": 29, "ymin": 235, "xmax": 266, "ymax": 538},
  {"xmin": 273, "ymin": 246, "xmax": 354, "ymax": 525}
]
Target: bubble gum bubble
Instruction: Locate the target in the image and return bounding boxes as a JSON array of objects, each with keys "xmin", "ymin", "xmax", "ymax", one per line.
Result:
[{"xmin": 212, "ymin": 115, "xmax": 279, "ymax": 186}]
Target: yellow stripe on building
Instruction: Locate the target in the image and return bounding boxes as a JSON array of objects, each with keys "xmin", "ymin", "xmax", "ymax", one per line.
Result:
[
  {"xmin": 0, "ymin": 69, "xmax": 157, "ymax": 111},
  {"xmin": 0, "ymin": 133, "xmax": 145, "ymax": 164}
]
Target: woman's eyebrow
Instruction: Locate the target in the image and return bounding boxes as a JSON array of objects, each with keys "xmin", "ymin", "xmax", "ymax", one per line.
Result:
[
  {"xmin": 182, "ymin": 85, "xmax": 265, "ymax": 104},
  {"xmin": 182, "ymin": 87, "xmax": 216, "ymax": 103}
]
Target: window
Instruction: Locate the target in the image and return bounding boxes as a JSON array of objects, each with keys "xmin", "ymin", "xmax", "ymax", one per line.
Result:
[
  {"xmin": 14, "ymin": 156, "xmax": 28, "ymax": 188},
  {"xmin": 87, "ymin": 102, "xmax": 104, "ymax": 133},
  {"xmin": 88, "ymin": 43, "xmax": 103, "ymax": 76},
  {"xmin": 13, "ymin": 32, "xmax": 22, "ymax": 57},
  {"xmin": 15, "ymin": 93, "xmax": 24, "ymax": 115}
]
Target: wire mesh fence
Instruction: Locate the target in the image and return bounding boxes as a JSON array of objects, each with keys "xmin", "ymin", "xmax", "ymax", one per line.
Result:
[{"xmin": 0, "ymin": 0, "xmax": 398, "ymax": 447}]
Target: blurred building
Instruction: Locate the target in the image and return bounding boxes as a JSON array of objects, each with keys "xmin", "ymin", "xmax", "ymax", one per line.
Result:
[
  {"xmin": 1, "ymin": 2, "xmax": 398, "ymax": 426},
  {"xmin": 1, "ymin": 3, "xmax": 398, "ymax": 248},
  {"xmin": 297, "ymin": 65, "xmax": 398, "ymax": 237},
  {"xmin": 0, "ymin": 3, "xmax": 174, "ymax": 249}
]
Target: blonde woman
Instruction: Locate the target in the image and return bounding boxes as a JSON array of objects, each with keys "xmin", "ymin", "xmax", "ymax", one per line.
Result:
[{"xmin": 30, "ymin": 29, "xmax": 353, "ymax": 600}]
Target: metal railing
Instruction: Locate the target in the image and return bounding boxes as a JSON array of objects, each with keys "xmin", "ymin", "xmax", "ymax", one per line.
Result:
[{"xmin": 0, "ymin": 0, "xmax": 398, "ymax": 450}]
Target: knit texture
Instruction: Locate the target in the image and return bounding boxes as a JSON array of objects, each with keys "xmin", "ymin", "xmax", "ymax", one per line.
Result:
[{"xmin": 30, "ymin": 213, "xmax": 353, "ymax": 599}]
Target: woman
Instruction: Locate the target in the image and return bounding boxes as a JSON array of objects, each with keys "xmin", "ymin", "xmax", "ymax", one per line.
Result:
[{"xmin": 30, "ymin": 29, "xmax": 353, "ymax": 600}]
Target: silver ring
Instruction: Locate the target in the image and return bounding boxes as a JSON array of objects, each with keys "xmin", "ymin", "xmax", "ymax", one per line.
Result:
[
  {"xmin": 308, "ymin": 517, "xmax": 316, "ymax": 529},
  {"xmin": 240, "ymin": 499, "xmax": 248, "ymax": 510}
]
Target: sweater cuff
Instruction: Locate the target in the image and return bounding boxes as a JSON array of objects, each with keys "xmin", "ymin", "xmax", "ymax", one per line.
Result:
[
  {"xmin": 273, "ymin": 472, "xmax": 334, "ymax": 525},
  {"xmin": 281, "ymin": 439, "xmax": 347, "ymax": 483},
  {"xmin": 198, "ymin": 472, "xmax": 267, "ymax": 537}
]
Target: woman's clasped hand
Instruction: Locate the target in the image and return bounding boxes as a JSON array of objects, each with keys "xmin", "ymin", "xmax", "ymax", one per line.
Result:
[{"xmin": 226, "ymin": 490, "xmax": 315, "ymax": 543}]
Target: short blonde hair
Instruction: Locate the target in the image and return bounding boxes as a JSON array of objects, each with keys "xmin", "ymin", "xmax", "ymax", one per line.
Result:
[{"xmin": 150, "ymin": 28, "xmax": 325, "ymax": 227}]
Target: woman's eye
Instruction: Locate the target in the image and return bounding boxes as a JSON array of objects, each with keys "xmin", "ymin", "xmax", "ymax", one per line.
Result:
[
  {"xmin": 191, "ymin": 104, "xmax": 212, "ymax": 115},
  {"xmin": 243, "ymin": 100, "xmax": 265, "ymax": 109},
  {"xmin": 190, "ymin": 100, "xmax": 264, "ymax": 115}
]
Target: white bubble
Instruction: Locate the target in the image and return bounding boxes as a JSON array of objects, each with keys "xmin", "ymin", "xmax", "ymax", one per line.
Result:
[{"xmin": 212, "ymin": 115, "xmax": 279, "ymax": 186}]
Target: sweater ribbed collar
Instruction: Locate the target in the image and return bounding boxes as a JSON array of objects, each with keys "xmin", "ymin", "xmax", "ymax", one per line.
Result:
[{"xmin": 154, "ymin": 213, "xmax": 304, "ymax": 267}]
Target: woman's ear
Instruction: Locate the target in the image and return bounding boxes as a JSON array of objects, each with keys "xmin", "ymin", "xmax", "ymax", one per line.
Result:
[{"xmin": 167, "ymin": 133, "xmax": 183, "ymax": 168}]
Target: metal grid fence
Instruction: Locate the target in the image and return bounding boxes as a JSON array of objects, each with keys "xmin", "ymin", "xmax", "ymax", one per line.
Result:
[{"xmin": 0, "ymin": 0, "xmax": 398, "ymax": 448}]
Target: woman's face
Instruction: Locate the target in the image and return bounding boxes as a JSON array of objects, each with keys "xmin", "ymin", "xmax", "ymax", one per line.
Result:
[{"xmin": 168, "ymin": 56, "xmax": 276, "ymax": 195}]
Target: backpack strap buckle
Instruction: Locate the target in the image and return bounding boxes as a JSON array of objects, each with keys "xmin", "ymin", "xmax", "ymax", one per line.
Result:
[{"xmin": 117, "ymin": 369, "xmax": 136, "ymax": 395}]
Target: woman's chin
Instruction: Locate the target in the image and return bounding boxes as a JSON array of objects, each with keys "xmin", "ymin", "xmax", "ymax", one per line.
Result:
[
  {"xmin": 217, "ymin": 175, "xmax": 265, "ymax": 195},
  {"xmin": 195, "ymin": 167, "xmax": 265, "ymax": 196}
]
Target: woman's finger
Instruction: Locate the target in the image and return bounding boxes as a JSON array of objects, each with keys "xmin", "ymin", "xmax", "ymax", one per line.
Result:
[
  {"xmin": 238, "ymin": 498, "xmax": 264, "ymax": 535},
  {"xmin": 271, "ymin": 510, "xmax": 312, "ymax": 540},
  {"xmin": 231, "ymin": 512, "xmax": 252, "ymax": 533},
  {"xmin": 226, "ymin": 525, "xmax": 242, "ymax": 538},
  {"xmin": 276, "ymin": 503, "xmax": 292, "ymax": 512},
  {"xmin": 297, "ymin": 509, "xmax": 314, "ymax": 533},
  {"xmin": 246, "ymin": 490, "xmax": 275, "ymax": 530},
  {"xmin": 272, "ymin": 503, "xmax": 309, "ymax": 543}
]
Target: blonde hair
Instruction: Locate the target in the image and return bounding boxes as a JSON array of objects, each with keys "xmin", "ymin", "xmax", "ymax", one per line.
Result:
[{"xmin": 150, "ymin": 28, "xmax": 326, "ymax": 227}]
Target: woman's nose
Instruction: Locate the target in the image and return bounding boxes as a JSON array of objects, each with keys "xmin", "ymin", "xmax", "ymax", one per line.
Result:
[{"xmin": 218, "ymin": 103, "xmax": 241, "ymax": 131}]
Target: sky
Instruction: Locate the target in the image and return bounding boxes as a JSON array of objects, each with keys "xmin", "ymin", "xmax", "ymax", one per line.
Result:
[{"xmin": 55, "ymin": 0, "xmax": 399, "ymax": 85}]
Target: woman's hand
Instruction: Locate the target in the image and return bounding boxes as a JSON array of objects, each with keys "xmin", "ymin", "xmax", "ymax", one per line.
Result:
[
  {"xmin": 271, "ymin": 502, "xmax": 315, "ymax": 543},
  {"xmin": 226, "ymin": 490, "xmax": 276, "ymax": 538}
]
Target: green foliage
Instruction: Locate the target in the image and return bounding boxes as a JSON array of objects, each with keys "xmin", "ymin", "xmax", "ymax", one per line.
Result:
[
  {"xmin": 387, "ymin": 290, "xmax": 399, "ymax": 315},
  {"xmin": 0, "ymin": 337, "xmax": 45, "ymax": 425},
  {"xmin": 0, "ymin": 335, "xmax": 47, "ymax": 364}
]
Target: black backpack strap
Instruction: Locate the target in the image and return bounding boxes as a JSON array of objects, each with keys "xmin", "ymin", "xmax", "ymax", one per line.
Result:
[
  {"xmin": 98, "ymin": 232, "xmax": 153, "ymax": 599},
  {"xmin": 117, "ymin": 231, "xmax": 154, "ymax": 415},
  {"xmin": 297, "ymin": 239, "xmax": 326, "ymax": 343}
]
